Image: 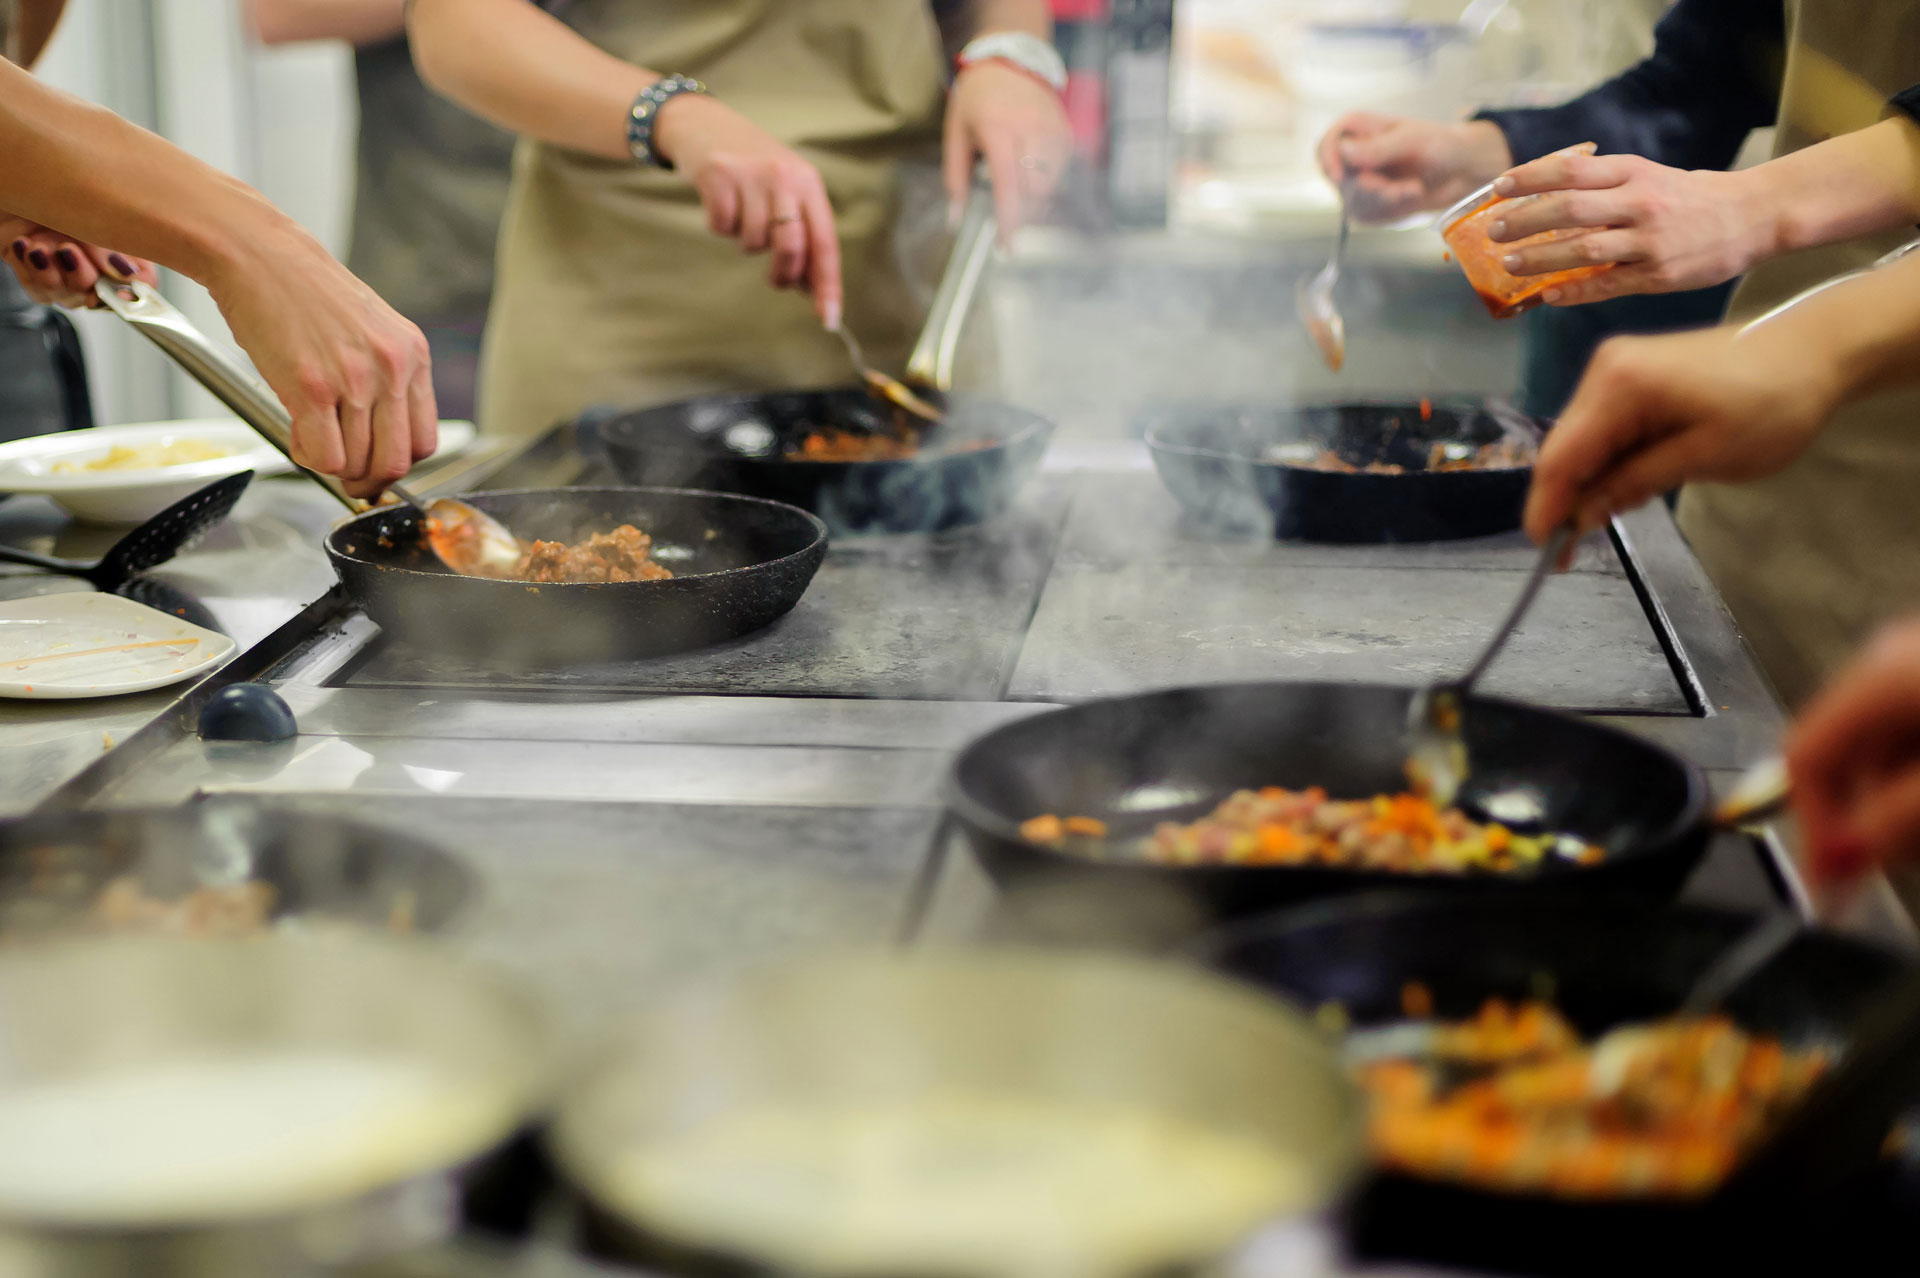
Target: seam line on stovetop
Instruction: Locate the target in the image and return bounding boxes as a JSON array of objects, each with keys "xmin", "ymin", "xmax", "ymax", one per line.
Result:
[{"xmin": 1608, "ymin": 517, "xmax": 1711, "ymax": 719}]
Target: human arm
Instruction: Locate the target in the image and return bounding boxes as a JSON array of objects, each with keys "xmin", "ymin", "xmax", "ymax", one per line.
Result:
[
  {"xmin": 0, "ymin": 56, "xmax": 434, "ymax": 494},
  {"xmin": 940, "ymin": 0, "xmax": 1072, "ymax": 239},
  {"xmin": 1483, "ymin": 114, "xmax": 1920, "ymax": 306},
  {"xmin": 1787, "ymin": 618, "xmax": 1920, "ymax": 885},
  {"xmin": 1318, "ymin": 0, "xmax": 1783, "ymax": 225},
  {"xmin": 406, "ymin": 0, "xmax": 842, "ymax": 325},
  {"xmin": 1521, "ymin": 247, "xmax": 1920, "ymax": 542},
  {"xmin": 241, "ymin": 0, "xmax": 405, "ymax": 47}
]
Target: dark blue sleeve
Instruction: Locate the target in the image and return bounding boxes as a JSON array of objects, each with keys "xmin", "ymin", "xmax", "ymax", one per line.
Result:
[{"xmin": 1474, "ymin": 0, "xmax": 1786, "ymax": 170}]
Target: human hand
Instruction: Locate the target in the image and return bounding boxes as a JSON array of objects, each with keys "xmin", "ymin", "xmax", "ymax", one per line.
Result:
[
  {"xmin": 1788, "ymin": 618, "xmax": 1920, "ymax": 885},
  {"xmin": 1523, "ymin": 323, "xmax": 1843, "ymax": 542},
  {"xmin": 2, "ymin": 216, "xmax": 159, "ymax": 308},
  {"xmin": 1486, "ymin": 152, "xmax": 1771, "ymax": 306},
  {"xmin": 944, "ymin": 60, "xmax": 1072, "ymax": 243},
  {"xmin": 201, "ymin": 217, "xmax": 436, "ymax": 499},
  {"xmin": 1315, "ymin": 112, "xmax": 1512, "ymax": 224},
  {"xmin": 652, "ymin": 93, "xmax": 842, "ymax": 328}
]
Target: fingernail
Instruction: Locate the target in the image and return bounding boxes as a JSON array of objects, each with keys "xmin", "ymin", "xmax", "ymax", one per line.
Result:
[
  {"xmin": 823, "ymin": 299, "xmax": 842, "ymax": 332},
  {"xmin": 1543, "ymin": 288, "xmax": 1563, "ymax": 305},
  {"xmin": 1502, "ymin": 254, "xmax": 1521, "ymax": 271},
  {"xmin": 107, "ymin": 253, "xmax": 136, "ymax": 278},
  {"xmin": 27, "ymin": 249, "xmax": 49, "ymax": 270},
  {"xmin": 1489, "ymin": 219, "xmax": 1507, "ymax": 240},
  {"xmin": 9, "ymin": 239, "xmax": 25, "ymax": 261},
  {"xmin": 54, "ymin": 248, "xmax": 79, "ymax": 272},
  {"xmin": 1493, "ymin": 176, "xmax": 1515, "ymax": 195}
]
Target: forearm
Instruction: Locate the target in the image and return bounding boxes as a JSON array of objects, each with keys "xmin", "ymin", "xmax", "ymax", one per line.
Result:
[
  {"xmin": 1740, "ymin": 118, "xmax": 1920, "ymax": 262},
  {"xmin": 12, "ymin": 0, "xmax": 66, "ymax": 68},
  {"xmin": 0, "ymin": 57, "xmax": 291, "ymax": 284},
  {"xmin": 408, "ymin": 0, "xmax": 651, "ymax": 161},
  {"xmin": 243, "ymin": 0, "xmax": 404, "ymax": 48},
  {"xmin": 1765, "ymin": 251, "xmax": 1920, "ymax": 407}
]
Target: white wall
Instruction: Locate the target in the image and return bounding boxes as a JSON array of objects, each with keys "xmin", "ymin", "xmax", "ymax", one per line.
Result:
[{"xmin": 32, "ymin": 0, "xmax": 357, "ymax": 425}]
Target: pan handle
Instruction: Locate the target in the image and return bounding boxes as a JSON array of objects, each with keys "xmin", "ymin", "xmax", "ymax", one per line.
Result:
[
  {"xmin": 904, "ymin": 180, "xmax": 996, "ymax": 393},
  {"xmin": 94, "ymin": 278, "xmax": 366, "ymax": 514}
]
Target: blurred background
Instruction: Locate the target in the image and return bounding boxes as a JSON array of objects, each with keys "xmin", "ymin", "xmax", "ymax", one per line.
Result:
[{"xmin": 28, "ymin": 0, "xmax": 1688, "ymax": 435}]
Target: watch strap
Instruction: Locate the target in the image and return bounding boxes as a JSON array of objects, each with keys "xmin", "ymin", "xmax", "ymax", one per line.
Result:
[{"xmin": 956, "ymin": 32, "xmax": 1067, "ymax": 95}]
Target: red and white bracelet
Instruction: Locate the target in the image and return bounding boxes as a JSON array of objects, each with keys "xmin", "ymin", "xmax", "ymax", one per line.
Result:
[{"xmin": 955, "ymin": 32, "xmax": 1068, "ymax": 95}]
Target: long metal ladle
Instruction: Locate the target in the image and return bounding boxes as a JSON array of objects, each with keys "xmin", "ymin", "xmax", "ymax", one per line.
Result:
[{"xmin": 95, "ymin": 279, "xmax": 521, "ymax": 577}]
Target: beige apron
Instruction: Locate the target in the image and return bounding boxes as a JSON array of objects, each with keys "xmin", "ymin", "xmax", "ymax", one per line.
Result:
[
  {"xmin": 479, "ymin": 0, "xmax": 948, "ymax": 438},
  {"xmin": 1677, "ymin": 0, "xmax": 1920, "ymax": 708}
]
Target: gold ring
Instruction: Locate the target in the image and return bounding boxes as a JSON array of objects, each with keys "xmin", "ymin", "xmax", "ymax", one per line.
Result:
[{"xmin": 771, "ymin": 211, "xmax": 801, "ymax": 225}]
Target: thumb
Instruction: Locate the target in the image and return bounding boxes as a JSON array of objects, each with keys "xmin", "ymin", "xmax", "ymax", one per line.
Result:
[
  {"xmin": 1340, "ymin": 126, "xmax": 1410, "ymax": 175},
  {"xmin": 943, "ymin": 111, "xmax": 974, "ymax": 228}
]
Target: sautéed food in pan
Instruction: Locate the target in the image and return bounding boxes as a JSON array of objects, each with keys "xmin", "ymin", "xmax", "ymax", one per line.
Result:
[
  {"xmin": 1020, "ymin": 787, "xmax": 1604, "ymax": 875},
  {"xmin": 1349, "ymin": 998, "xmax": 1828, "ymax": 1198}
]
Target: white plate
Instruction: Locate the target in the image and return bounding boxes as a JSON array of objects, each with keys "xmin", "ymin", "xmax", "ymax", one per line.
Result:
[
  {"xmin": 0, "ymin": 592, "xmax": 235, "ymax": 699},
  {"xmin": 0, "ymin": 419, "xmax": 478, "ymax": 525}
]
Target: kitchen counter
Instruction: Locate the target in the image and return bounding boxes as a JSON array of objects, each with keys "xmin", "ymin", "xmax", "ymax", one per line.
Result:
[{"xmin": 4, "ymin": 372, "xmax": 1913, "ymax": 1275}]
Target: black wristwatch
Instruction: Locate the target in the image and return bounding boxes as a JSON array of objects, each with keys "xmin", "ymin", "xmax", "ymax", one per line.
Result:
[{"xmin": 627, "ymin": 74, "xmax": 708, "ymax": 170}]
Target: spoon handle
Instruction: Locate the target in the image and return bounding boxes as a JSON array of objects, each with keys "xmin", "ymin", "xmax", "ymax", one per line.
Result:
[
  {"xmin": 95, "ymin": 279, "xmax": 369, "ymax": 514},
  {"xmin": 1455, "ymin": 524, "xmax": 1574, "ymax": 696},
  {"xmin": 905, "ymin": 179, "xmax": 995, "ymax": 392}
]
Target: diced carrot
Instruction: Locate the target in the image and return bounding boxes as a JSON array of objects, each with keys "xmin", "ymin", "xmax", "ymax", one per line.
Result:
[
  {"xmin": 1256, "ymin": 823, "xmax": 1307, "ymax": 859},
  {"xmin": 1576, "ymin": 844, "xmax": 1606, "ymax": 866},
  {"xmin": 1402, "ymin": 980, "xmax": 1435, "ymax": 1019},
  {"xmin": 1019, "ymin": 814, "xmax": 1065, "ymax": 844},
  {"xmin": 1419, "ymin": 398, "xmax": 1433, "ymax": 421},
  {"xmin": 1062, "ymin": 815, "xmax": 1108, "ymax": 837}
]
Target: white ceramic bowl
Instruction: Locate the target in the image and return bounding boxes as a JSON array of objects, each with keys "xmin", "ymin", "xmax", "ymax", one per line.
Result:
[{"xmin": 0, "ymin": 419, "xmax": 476, "ymax": 525}]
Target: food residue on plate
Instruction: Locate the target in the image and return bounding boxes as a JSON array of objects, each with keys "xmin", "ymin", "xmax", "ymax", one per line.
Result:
[
  {"xmin": 1019, "ymin": 787, "xmax": 1603, "ymax": 874},
  {"xmin": 1353, "ymin": 998, "xmax": 1828, "ymax": 1198},
  {"xmin": 52, "ymin": 439, "xmax": 232, "ymax": 474},
  {"xmin": 92, "ymin": 876, "xmax": 276, "ymax": 938},
  {"xmin": 599, "ymin": 1092, "xmax": 1313, "ymax": 1276}
]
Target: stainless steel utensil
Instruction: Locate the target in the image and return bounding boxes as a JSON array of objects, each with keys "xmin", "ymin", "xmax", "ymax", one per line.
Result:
[
  {"xmin": 1740, "ymin": 237, "xmax": 1920, "ymax": 333},
  {"xmin": 828, "ymin": 323, "xmax": 942, "ymax": 422},
  {"xmin": 0, "ymin": 469, "xmax": 252, "ymax": 588},
  {"xmin": 0, "ymin": 929, "xmax": 547, "ymax": 1278},
  {"xmin": 1671, "ymin": 756, "xmax": 1799, "ymax": 1016},
  {"xmin": 903, "ymin": 181, "xmax": 996, "ymax": 394},
  {"xmin": 93, "ymin": 280, "xmax": 521, "ymax": 578},
  {"xmin": 1297, "ymin": 177, "xmax": 1353, "ymax": 372},
  {"xmin": 553, "ymin": 949, "xmax": 1362, "ymax": 1277},
  {"xmin": 1406, "ymin": 523, "xmax": 1576, "ymax": 805}
]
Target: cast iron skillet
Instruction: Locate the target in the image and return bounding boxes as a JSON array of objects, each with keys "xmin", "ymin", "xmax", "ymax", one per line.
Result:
[
  {"xmin": 1143, "ymin": 401, "xmax": 1538, "ymax": 543},
  {"xmin": 326, "ymin": 486, "xmax": 827, "ymax": 668},
  {"xmin": 946, "ymin": 681, "xmax": 1709, "ymax": 925},
  {"xmin": 1195, "ymin": 894, "xmax": 1919, "ymax": 1275},
  {"xmin": 597, "ymin": 387, "xmax": 1053, "ymax": 535}
]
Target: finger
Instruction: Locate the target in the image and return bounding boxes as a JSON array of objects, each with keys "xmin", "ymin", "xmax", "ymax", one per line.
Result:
[
  {"xmin": 52, "ymin": 243, "xmax": 102, "ymax": 306},
  {"xmin": 767, "ymin": 194, "xmax": 807, "ymax": 289},
  {"xmin": 1348, "ymin": 175, "xmax": 1430, "ymax": 224},
  {"xmin": 943, "ymin": 107, "xmax": 975, "ymax": 221},
  {"xmin": 1570, "ymin": 430, "xmax": 1708, "ymax": 529},
  {"xmin": 1490, "ymin": 190, "xmax": 1631, "ymax": 242},
  {"xmin": 363, "ymin": 385, "xmax": 414, "ymax": 493},
  {"xmin": 20, "ymin": 242, "xmax": 64, "ymax": 299},
  {"xmin": 1788, "ymin": 662, "xmax": 1920, "ymax": 852},
  {"xmin": 800, "ymin": 176, "xmax": 842, "ymax": 329},
  {"xmin": 737, "ymin": 179, "xmax": 772, "ymax": 253},
  {"xmin": 1501, "ymin": 228, "xmax": 1640, "ymax": 276},
  {"xmin": 1852, "ymin": 765, "xmax": 1920, "ymax": 872},
  {"xmin": 1539, "ymin": 267, "xmax": 1657, "ymax": 308},
  {"xmin": 1522, "ymin": 349, "xmax": 1665, "ymax": 540},
  {"xmin": 408, "ymin": 360, "xmax": 439, "ymax": 461},
  {"xmin": 981, "ymin": 133, "xmax": 1024, "ymax": 245},
  {"xmin": 85, "ymin": 246, "xmax": 152, "ymax": 286},
  {"xmin": 337, "ymin": 395, "xmax": 374, "ymax": 482},
  {"xmin": 289, "ymin": 402, "xmax": 347, "ymax": 478},
  {"xmin": 699, "ymin": 171, "xmax": 740, "ymax": 237},
  {"xmin": 1493, "ymin": 153, "xmax": 1636, "ymax": 199}
]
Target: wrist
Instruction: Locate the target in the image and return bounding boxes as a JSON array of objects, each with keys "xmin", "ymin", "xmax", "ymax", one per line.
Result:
[
  {"xmin": 1456, "ymin": 121, "xmax": 1514, "ymax": 186},
  {"xmin": 1726, "ymin": 164, "xmax": 1792, "ymax": 272},
  {"xmin": 956, "ymin": 32, "xmax": 1066, "ymax": 95}
]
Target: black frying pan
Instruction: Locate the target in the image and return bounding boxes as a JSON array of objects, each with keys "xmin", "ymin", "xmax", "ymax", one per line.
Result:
[
  {"xmin": 1195, "ymin": 894, "xmax": 1919, "ymax": 1275},
  {"xmin": 1142, "ymin": 401, "xmax": 1538, "ymax": 543},
  {"xmin": 597, "ymin": 388, "xmax": 1053, "ymax": 535},
  {"xmin": 947, "ymin": 682, "xmax": 1709, "ymax": 924},
  {"xmin": 327, "ymin": 486, "xmax": 827, "ymax": 667}
]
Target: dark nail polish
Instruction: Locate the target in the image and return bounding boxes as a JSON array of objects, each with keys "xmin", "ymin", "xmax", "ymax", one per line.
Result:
[
  {"xmin": 107, "ymin": 253, "xmax": 136, "ymax": 278},
  {"xmin": 9, "ymin": 239, "xmax": 26, "ymax": 261},
  {"xmin": 54, "ymin": 248, "xmax": 79, "ymax": 273},
  {"xmin": 27, "ymin": 249, "xmax": 49, "ymax": 270}
]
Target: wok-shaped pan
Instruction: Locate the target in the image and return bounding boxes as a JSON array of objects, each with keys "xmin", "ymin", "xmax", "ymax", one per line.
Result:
[
  {"xmin": 1196, "ymin": 894, "xmax": 1918, "ymax": 1274},
  {"xmin": 947, "ymin": 682, "xmax": 1709, "ymax": 924},
  {"xmin": 328, "ymin": 487, "xmax": 827, "ymax": 667},
  {"xmin": 598, "ymin": 388, "xmax": 1052, "ymax": 535},
  {"xmin": 1143, "ymin": 401, "xmax": 1537, "ymax": 543}
]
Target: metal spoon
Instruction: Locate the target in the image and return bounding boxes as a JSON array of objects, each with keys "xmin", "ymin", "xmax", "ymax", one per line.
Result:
[
  {"xmin": 1298, "ymin": 176, "xmax": 1354, "ymax": 372},
  {"xmin": 829, "ymin": 323, "xmax": 943, "ymax": 423},
  {"xmin": 95, "ymin": 279, "xmax": 522, "ymax": 578},
  {"xmin": 1406, "ymin": 523, "xmax": 1576, "ymax": 805}
]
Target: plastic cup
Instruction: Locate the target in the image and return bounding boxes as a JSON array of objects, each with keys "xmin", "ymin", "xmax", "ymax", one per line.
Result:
[{"xmin": 1438, "ymin": 142, "xmax": 1614, "ymax": 320}]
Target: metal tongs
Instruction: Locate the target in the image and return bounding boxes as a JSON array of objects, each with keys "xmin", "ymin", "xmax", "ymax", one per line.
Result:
[
  {"xmin": 1741, "ymin": 235, "xmax": 1920, "ymax": 333},
  {"xmin": 94, "ymin": 279, "xmax": 521, "ymax": 577}
]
